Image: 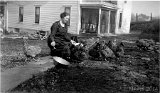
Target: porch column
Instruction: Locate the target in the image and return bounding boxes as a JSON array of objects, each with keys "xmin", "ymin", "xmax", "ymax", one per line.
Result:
[
  {"xmin": 107, "ymin": 10, "xmax": 111, "ymax": 33},
  {"xmin": 77, "ymin": 2, "xmax": 81, "ymax": 35},
  {"xmin": 115, "ymin": 10, "xmax": 119, "ymax": 34},
  {"xmin": 97, "ymin": 7, "xmax": 101, "ymax": 35}
]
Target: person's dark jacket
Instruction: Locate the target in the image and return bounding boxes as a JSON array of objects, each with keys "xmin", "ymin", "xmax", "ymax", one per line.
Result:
[{"xmin": 49, "ymin": 21, "xmax": 71, "ymax": 44}]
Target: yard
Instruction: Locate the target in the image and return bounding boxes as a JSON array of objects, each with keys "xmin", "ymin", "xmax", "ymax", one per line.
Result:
[
  {"xmin": 1, "ymin": 31, "xmax": 159, "ymax": 93},
  {"xmin": 1, "ymin": 37, "xmax": 50, "ymax": 71}
]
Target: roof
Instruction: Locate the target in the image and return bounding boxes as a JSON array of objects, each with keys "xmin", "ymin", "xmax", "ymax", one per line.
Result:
[{"xmin": 80, "ymin": 1, "xmax": 118, "ymax": 10}]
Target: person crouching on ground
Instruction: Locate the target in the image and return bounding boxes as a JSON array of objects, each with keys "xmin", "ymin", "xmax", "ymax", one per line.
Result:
[{"xmin": 47, "ymin": 12, "xmax": 80, "ymax": 68}]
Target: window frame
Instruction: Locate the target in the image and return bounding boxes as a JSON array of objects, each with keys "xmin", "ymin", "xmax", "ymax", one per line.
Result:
[
  {"xmin": 64, "ymin": 6, "xmax": 71, "ymax": 26},
  {"xmin": 35, "ymin": 6, "xmax": 40, "ymax": 24},
  {"xmin": 19, "ymin": 6, "xmax": 23, "ymax": 22},
  {"xmin": 119, "ymin": 12, "xmax": 122, "ymax": 28}
]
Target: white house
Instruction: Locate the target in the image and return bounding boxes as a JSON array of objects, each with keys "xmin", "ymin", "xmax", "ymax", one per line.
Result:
[{"xmin": 1, "ymin": 0, "xmax": 132, "ymax": 36}]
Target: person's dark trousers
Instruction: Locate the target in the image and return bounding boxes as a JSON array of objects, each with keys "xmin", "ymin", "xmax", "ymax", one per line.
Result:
[
  {"xmin": 55, "ymin": 63, "xmax": 68, "ymax": 69},
  {"xmin": 71, "ymin": 35, "xmax": 78, "ymax": 43},
  {"xmin": 47, "ymin": 35, "xmax": 78, "ymax": 65}
]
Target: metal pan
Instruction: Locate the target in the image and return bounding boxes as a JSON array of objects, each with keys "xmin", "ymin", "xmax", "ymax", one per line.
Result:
[{"xmin": 53, "ymin": 56, "xmax": 70, "ymax": 65}]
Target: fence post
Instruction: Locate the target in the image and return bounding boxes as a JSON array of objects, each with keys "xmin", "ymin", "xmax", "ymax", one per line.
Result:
[
  {"xmin": 136, "ymin": 13, "xmax": 138, "ymax": 22},
  {"xmin": 150, "ymin": 13, "xmax": 152, "ymax": 21}
]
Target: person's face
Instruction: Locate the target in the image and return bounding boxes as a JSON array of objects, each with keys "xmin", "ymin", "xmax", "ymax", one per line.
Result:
[{"xmin": 62, "ymin": 15, "xmax": 70, "ymax": 24}]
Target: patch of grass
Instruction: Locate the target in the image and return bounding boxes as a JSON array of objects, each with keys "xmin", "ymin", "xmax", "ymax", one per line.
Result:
[{"xmin": 1, "ymin": 38, "xmax": 50, "ymax": 70}]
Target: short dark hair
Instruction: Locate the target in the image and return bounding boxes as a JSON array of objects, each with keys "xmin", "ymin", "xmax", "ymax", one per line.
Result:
[{"xmin": 60, "ymin": 12, "xmax": 69, "ymax": 19}]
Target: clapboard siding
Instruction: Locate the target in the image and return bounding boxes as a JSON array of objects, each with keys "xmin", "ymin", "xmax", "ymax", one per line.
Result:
[{"xmin": 8, "ymin": 1, "xmax": 80, "ymax": 34}]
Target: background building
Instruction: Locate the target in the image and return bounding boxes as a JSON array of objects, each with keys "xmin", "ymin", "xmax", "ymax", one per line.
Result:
[{"xmin": 0, "ymin": 0, "xmax": 132, "ymax": 36}]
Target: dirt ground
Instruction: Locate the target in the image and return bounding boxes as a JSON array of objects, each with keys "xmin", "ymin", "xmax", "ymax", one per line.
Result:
[
  {"xmin": 10, "ymin": 38, "xmax": 159, "ymax": 93},
  {"xmin": 1, "ymin": 32, "xmax": 159, "ymax": 93}
]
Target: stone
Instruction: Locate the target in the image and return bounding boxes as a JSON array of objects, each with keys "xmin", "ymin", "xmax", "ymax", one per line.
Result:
[
  {"xmin": 128, "ymin": 71, "xmax": 147, "ymax": 79},
  {"xmin": 156, "ymin": 42, "xmax": 160, "ymax": 45},
  {"xmin": 141, "ymin": 57, "xmax": 151, "ymax": 61},
  {"xmin": 156, "ymin": 50, "xmax": 160, "ymax": 53}
]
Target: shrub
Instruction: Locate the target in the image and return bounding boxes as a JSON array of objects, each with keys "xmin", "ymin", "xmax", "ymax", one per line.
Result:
[
  {"xmin": 130, "ymin": 20, "xmax": 159, "ymax": 42},
  {"xmin": 142, "ymin": 19, "xmax": 159, "ymax": 34}
]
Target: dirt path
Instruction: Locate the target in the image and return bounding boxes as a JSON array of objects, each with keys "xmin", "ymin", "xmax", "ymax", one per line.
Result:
[
  {"xmin": 10, "ymin": 57, "xmax": 159, "ymax": 93},
  {"xmin": 1, "ymin": 56, "xmax": 55, "ymax": 92}
]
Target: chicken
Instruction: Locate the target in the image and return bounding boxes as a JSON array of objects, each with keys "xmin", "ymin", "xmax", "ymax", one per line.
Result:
[
  {"xmin": 88, "ymin": 40, "xmax": 115, "ymax": 60},
  {"xmin": 115, "ymin": 42, "xmax": 125, "ymax": 57},
  {"xmin": 107, "ymin": 39, "xmax": 117, "ymax": 52},
  {"xmin": 70, "ymin": 43, "xmax": 88, "ymax": 63},
  {"xmin": 100, "ymin": 40, "xmax": 115, "ymax": 59},
  {"xmin": 23, "ymin": 36, "xmax": 41, "ymax": 61},
  {"xmin": 107, "ymin": 39, "xmax": 125, "ymax": 58},
  {"xmin": 88, "ymin": 42, "xmax": 101, "ymax": 60},
  {"xmin": 85, "ymin": 37, "xmax": 100, "ymax": 50},
  {"xmin": 78, "ymin": 37, "xmax": 100, "ymax": 60}
]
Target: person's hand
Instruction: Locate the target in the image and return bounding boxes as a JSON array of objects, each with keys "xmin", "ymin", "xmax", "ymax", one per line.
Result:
[
  {"xmin": 51, "ymin": 41, "xmax": 56, "ymax": 47},
  {"xmin": 80, "ymin": 43, "xmax": 84, "ymax": 47},
  {"xmin": 71, "ymin": 40, "xmax": 76, "ymax": 44},
  {"xmin": 71, "ymin": 40, "xmax": 80, "ymax": 46}
]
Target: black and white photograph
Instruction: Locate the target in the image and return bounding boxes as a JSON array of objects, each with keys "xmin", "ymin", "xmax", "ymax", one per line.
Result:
[{"xmin": 0, "ymin": 0, "xmax": 159, "ymax": 92}]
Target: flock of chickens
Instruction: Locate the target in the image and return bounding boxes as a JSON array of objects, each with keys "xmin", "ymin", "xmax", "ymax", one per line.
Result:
[
  {"xmin": 85, "ymin": 38, "xmax": 125, "ymax": 61},
  {"xmin": 22, "ymin": 36, "xmax": 159, "ymax": 62},
  {"xmin": 22, "ymin": 36, "xmax": 126, "ymax": 62}
]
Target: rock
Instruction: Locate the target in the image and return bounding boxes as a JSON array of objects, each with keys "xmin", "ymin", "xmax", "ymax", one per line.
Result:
[
  {"xmin": 118, "ymin": 66, "xmax": 130, "ymax": 72},
  {"xmin": 122, "ymin": 40, "xmax": 135, "ymax": 43},
  {"xmin": 102, "ymin": 62, "xmax": 118, "ymax": 70},
  {"xmin": 128, "ymin": 71, "xmax": 147, "ymax": 79},
  {"xmin": 112, "ymin": 71, "xmax": 126, "ymax": 80},
  {"xmin": 141, "ymin": 57, "xmax": 151, "ymax": 61},
  {"xmin": 156, "ymin": 42, "xmax": 160, "ymax": 45},
  {"xmin": 33, "ymin": 56, "xmax": 54, "ymax": 65},
  {"xmin": 148, "ymin": 46, "xmax": 154, "ymax": 51},
  {"xmin": 136, "ymin": 39, "xmax": 156, "ymax": 51},
  {"xmin": 156, "ymin": 50, "xmax": 160, "ymax": 53}
]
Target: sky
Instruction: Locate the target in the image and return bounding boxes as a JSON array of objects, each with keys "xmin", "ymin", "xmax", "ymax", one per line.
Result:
[{"xmin": 131, "ymin": 1, "xmax": 160, "ymax": 17}]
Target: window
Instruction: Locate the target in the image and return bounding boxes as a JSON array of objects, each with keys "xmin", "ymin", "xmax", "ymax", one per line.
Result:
[
  {"xmin": 0, "ymin": 6, "xmax": 4, "ymax": 15},
  {"xmin": 64, "ymin": 7, "xmax": 71, "ymax": 26},
  {"xmin": 35, "ymin": 7, "xmax": 40, "ymax": 23},
  {"xmin": 119, "ymin": 13, "xmax": 122, "ymax": 28},
  {"xmin": 19, "ymin": 7, "xmax": 23, "ymax": 22},
  {"xmin": 81, "ymin": 8, "xmax": 99, "ymax": 33}
]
